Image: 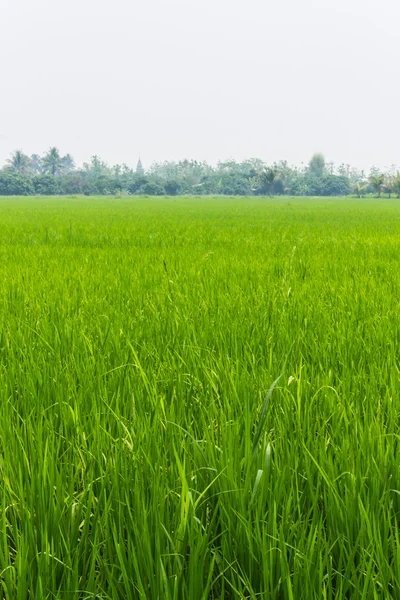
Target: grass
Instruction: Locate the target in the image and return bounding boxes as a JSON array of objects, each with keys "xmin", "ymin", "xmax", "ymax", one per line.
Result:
[{"xmin": 0, "ymin": 194, "xmax": 399, "ymax": 598}]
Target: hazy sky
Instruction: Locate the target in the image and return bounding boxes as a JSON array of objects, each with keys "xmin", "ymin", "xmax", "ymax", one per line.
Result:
[{"xmin": 1, "ymin": 0, "xmax": 399, "ymax": 170}]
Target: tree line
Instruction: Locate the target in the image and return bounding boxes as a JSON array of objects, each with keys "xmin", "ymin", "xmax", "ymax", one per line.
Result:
[{"xmin": 0, "ymin": 148, "xmax": 399, "ymax": 197}]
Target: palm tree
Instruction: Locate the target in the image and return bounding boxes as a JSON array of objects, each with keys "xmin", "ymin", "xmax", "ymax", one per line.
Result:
[
  {"xmin": 30, "ymin": 154, "xmax": 42, "ymax": 174},
  {"xmin": 383, "ymin": 175, "xmax": 394, "ymax": 198},
  {"xmin": 259, "ymin": 167, "xmax": 279, "ymax": 196},
  {"xmin": 249, "ymin": 176, "xmax": 259, "ymax": 194},
  {"xmin": 60, "ymin": 153, "xmax": 75, "ymax": 173},
  {"xmin": 353, "ymin": 182, "xmax": 368, "ymax": 198},
  {"xmin": 6, "ymin": 150, "xmax": 30, "ymax": 175},
  {"xmin": 391, "ymin": 171, "xmax": 400, "ymax": 198},
  {"xmin": 392, "ymin": 172, "xmax": 400, "ymax": 198},
  {"xmin": 42, "ymin": 147, "xmax": 63, "ymax": 176},
  {"xmin": 368, "ymin": 173, "xmax": 384, "ymax": 197}
]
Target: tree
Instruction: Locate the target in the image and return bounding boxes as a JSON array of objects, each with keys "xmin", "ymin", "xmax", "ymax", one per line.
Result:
[
  {"xmin": 353, "ymin": 182, "xmax": 368, "ymax": 198},
  {"xmin": 249, "ymin": 176, "xmax": 259, "ymax": 194},
  {"xmin": 392, "ymin": 172, "xmax": 400, "ymax": 198},
  {"xmin": 218, "ymin": 174, "xmax": 251, "ymax": 195},
  {"xmin": 1, "ymin": 148, "xmax": 399, "ymax": 198},
  {"xmin": 304, "ymin": 173, "xmax": 350, "ymax": 196},
  {"xmin": 368, "ymin": 173, "xmax": 384, "ymax": 197},
  {"xmin": 0, "ymin": 172, "xmax": 34, "ymax": 195},
  {"xmin": 308, "ymin": 153, "xmax": 326, "ymax": 178},
  {"xmin": 383, "ymin": 175, "xmax": 394, "ymax": 198},
  {"xmin": 337, "ymin": 163, "xmax": 351, "ymax": 178},
  {"xmin": 6, "ymin": 150, "xmax": 31, "ymax": 175},
  {"xmin": 127, "ymin": 175, "xmax": 148, "ymax": 194},
  {"xmin": 83, "ymin": 155, "xmax": 111, "ymax": 177},
  {"xmin": 140, "ymin": 181, "xmax": 166, "ymax": 195},
  {"xmin": 164, "ymin": 180, "xmax": 181, "ymax": 196},
  {"xmin": 61, "ymin": 154, "xmax": 75, "ymax": 173},
  {"xmin": 259, "ymin": 167, "xmax": 279, "ymax": 196},
  {"xmin": 30, "ymin": 154, "xmax": 42, "ymax": 174},
  {"xmin": 42, "ymin": 147, "xmax": 63, "ymax": 176},
  {"xmin": 33, "ymin": 174, "xmax": 61, "ymax": 195},
  {"xmin": 60, "ymin": 172, "xmax": 87, "ymax": 194}
]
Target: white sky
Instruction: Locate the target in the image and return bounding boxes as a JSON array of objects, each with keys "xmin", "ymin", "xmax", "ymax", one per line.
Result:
[{"xmin": 1, "ymin": 0, "xmax": 399, "ymax": 170}]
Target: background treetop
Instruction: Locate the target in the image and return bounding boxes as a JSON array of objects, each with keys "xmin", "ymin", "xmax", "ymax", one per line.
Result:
[{"xmin": 0, "ymin": 149, "xmax": 396, "ymax": 198}]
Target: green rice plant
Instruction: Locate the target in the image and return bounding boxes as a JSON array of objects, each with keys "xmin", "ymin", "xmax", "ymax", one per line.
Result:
[{"xmin": 0, "ymin": 195, "xmax": 399, "ymax": 598}]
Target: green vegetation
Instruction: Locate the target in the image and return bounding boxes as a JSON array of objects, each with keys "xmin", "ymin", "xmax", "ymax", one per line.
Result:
[
  {"xmin": 0, "ymin": 195, "xmax": 400, "ymax": 598},
  {"xmin": 2, "ymin": 149, "xmax": 399, "ymax": 197}
]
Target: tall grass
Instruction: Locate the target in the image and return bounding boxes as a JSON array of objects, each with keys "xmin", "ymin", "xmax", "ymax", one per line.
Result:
[{"xmin": 0, "ymin": 195, "xmax": 399, "ymax": 598}]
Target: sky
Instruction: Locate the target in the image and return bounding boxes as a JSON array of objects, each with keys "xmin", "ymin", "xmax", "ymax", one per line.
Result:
[{"xmin": 1, "ymin": 0, "xmax": 399, "ymax": 171}]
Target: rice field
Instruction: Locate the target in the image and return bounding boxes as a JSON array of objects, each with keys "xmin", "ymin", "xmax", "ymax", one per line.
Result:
[{"xmin": 0, "ymin": 195, "xmax": 400, "ymax": 599}]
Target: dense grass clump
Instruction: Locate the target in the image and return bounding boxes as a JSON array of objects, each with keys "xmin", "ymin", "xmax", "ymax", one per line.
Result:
[{"xmin": 0, "ymin": 195, "xmax": 399, "ymax": 598}]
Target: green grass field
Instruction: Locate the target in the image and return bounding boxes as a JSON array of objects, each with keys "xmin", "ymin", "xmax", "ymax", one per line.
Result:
[{"xmin": 0, "ymin": 195, "xmax": 400, "ymax": 599}]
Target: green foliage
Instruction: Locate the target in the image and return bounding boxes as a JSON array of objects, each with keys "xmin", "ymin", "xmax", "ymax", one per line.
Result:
[
  {"xmin": 42, "ymin": 147, "xmax": 63, "ymax": 176},
  {"xmin": 0, "ymin": 172, "xmax": 34, "ymax": 195},
  {"xmin": 353, "ymin": 182, "xmax": 369, "ymax": 198},
  {"xmin": 30, "ymin": 154, "xmax": 42, "ymax": 174},
  {"xmin": 149, "ymin": 159, "xmax": 212, "ymax": 193},
  {"xmin": 6, "ymin": 150, "xmax": 31, "ymax": 175},
  {"xmin": 368, "ymin": 173, "xmax": 385, "ymax": 197},
  {"xmin": 61, "ymin": 153, "xmax": 75, "ymax": 173},
  {"xmin": 258, "ymin": 167, "xmax": 279, "ymax": 195},
  {"xmin": 33, "ymin": 174, "xmax": 61, "ymax": 195},
  {"xmin": 306, "ymin": 173, "xmax": 351, "ymax": 196},
  {"xmin": 308, "ymin": 152, "xmax": 326, "ymax": 177},
  {"xmin": 392, "ymin": 172, "xmax": 400, "ymax": 198},
  {"xmin": 127, "ymin": 174, "xmax": 148, "ymax": 194},
  {"xmin": 60, "ymin": 173, "xmax": 88, "ymax": 195},
  {"xmin": 164, "ymin": 179, "xmax": 181, "ymax": 195},
  {"xmin": 0, "ymin": 150, "xmax": 398, "ymax": 197},
  {"xmin": 140, "ymin": 181, "xmax": 166, "ymax": 195}
]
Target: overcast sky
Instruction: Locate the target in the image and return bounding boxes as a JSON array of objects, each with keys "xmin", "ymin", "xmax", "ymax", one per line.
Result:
[{"xmin": 1, "ymin": 0, "xmax": 399, "ymax": 170}]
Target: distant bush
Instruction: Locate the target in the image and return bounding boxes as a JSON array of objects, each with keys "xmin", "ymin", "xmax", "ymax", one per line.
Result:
[
  {"xmin": 0, "ymin": 173, "xmax": 34, "ymax": 195},
  {"xmin": 33, "ymin": 175, "xmax": 61, "ymax": 195},
  {"xmin": 164, "ymin": 180, "xmax": 181, "ymax": 196},
  {"xmin": 0, "ymin": 149, "xmax": 382, "ymax": 197},
  {"xmin": 139, "ymin": 182, "xmax": 166, "ymax": 196}
]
